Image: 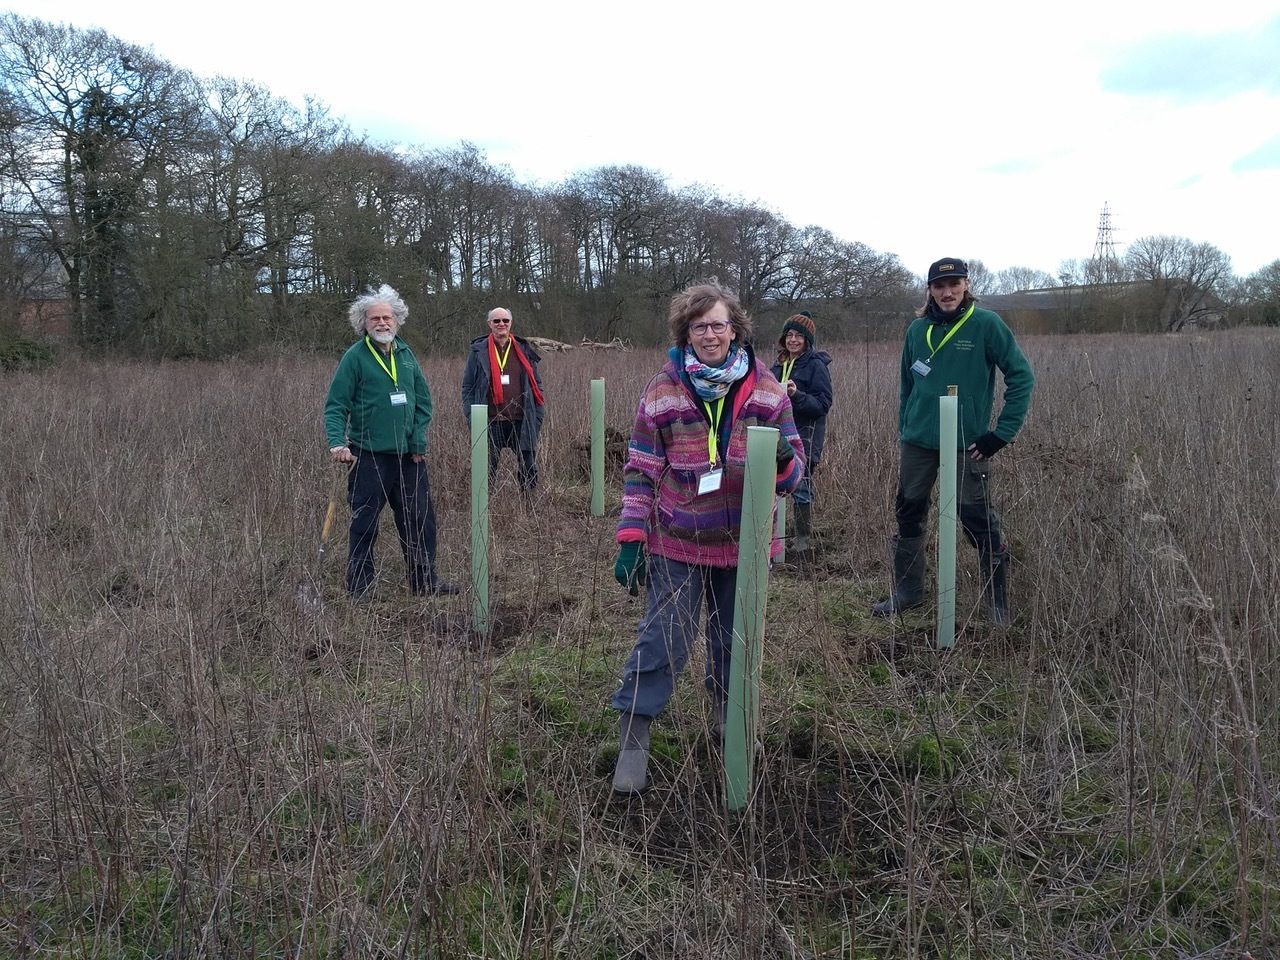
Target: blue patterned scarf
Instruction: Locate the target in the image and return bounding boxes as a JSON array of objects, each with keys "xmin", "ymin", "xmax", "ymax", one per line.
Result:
[{"xmin": 682, "ymin": 343, "xmax": 749, "ymax": 400}]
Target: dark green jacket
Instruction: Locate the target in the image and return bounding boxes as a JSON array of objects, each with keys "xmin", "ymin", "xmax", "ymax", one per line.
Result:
[
  {"xmin": 898, "ymin": 305, "xmax": 1034, "ymax": 451},
  {"xmin": 324, "ymin": 337, "xmax": 433, "ymax": 455}
]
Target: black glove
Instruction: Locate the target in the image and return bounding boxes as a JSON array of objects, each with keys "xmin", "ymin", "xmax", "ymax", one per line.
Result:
[{"xmin": 971, "ymin": 432, "xmax": 1007, "ymax": 459}]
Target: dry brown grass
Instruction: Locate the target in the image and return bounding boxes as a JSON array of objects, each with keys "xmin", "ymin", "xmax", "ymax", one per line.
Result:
[{"xmin": 0, "ymin": 329, "xmax": 1277, "ymax": 958}]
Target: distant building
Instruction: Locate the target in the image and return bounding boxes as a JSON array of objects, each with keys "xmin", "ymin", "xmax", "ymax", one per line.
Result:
[
  {"xmin": 984, "ymin": 280, "xmax": 1226, "ymax": 335},
  {"xmin": 2, "ymin": 212, "xmax": 71, "ymax": 341},
  {"xmin": 15, "ymin": 297, "xmax": 71, "ymax": 340}
]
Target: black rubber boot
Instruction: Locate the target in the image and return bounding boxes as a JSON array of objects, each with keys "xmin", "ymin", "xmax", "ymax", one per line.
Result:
[
  {"xmin": 871, "ymin": 535, "xmax": 927, "ymax": 617},
  {"xmin": 612, "ymin": 714, "xmax": 651, "ymax": 794},
  {"xmin": 710, "ymin": 695, "xmax": 727, "ymax": 743},
  {"xmin": 982, "ymin": 545, "xmax": 1010, "ymax": 627}
]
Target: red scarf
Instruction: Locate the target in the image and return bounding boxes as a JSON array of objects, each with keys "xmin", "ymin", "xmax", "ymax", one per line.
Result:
[{"xmin": 488, "ymin": 335, "xmax": 545, "ymax": 406}]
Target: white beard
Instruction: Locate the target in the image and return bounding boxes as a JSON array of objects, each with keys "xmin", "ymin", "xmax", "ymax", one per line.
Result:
[{"xmin": 369, "ymin": 329, "xmax": 396, "ymax": 344}]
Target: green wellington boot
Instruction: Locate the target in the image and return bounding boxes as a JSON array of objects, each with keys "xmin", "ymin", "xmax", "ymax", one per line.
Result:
[
  {"xmin": 871, "ymin": 535, "xmax": 927, "ymax": 617},
  {"xmin": 792, "ymin": 502, "xmax": 812, "ymax": 554}
]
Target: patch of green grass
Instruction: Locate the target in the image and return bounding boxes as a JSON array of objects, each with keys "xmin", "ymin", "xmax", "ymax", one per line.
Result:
[
  {"xmin": 0, "ymin": 330, "xmax": 55, "ymax": 371},
  {"xmin": 1060, "ymin": 776, "xmax": 1116, "ymax": 821},
  {"xmin": 864, "ymin": 661, "xmax": 892, "ymax": 686},
  {"xmin": 902, "ymin": 733, "xmax": 969, "ymax": 778},
  {"xmin": 1111, "ymin": 920, "xmax": 1203, "ymax": 958},
  {"xmin": 1079, "ymin": 718, "xmax": 1115, "ymax": 753}
]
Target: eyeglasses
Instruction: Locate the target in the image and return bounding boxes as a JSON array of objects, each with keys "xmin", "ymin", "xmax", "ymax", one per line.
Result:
[
  {"xmin": 689, "ymin": 320, "xmax": 731, "ymax": 335},
  {"xmin": 490, "ymin": 317, "xmax": 511, "ymax": 325}
]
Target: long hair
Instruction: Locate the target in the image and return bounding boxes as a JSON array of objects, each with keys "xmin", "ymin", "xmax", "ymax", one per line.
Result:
[
  {"xmin": 347, "ymin": 284, "xmax": 409, "ymax": 334},
  {"xmin": 776, "ymin": 313, "xmax": 815, "ymax": 364},
  {"xmin": 915, "ymin": 288, "xmax": 977, "ymax": 318},
  {"xmin": 668, "ymin": 278, "xmax": 752, "ymax": 348}
]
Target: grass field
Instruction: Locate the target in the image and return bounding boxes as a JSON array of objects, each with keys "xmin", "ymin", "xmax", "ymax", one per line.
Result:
[{"xmin": 1, "ymin": 328, "xmax": 1277, "ymax": 958}]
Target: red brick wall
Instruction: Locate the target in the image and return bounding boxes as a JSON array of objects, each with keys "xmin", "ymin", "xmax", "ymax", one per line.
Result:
[{"xmin": 16, "ymin": 299, "xmax": 71, "ymax": 340}]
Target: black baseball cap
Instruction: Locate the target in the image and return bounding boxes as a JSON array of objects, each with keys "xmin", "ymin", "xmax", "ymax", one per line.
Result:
[{"xmin": 927, "ymin": 258, "xmax": 968, "ymax": 284}]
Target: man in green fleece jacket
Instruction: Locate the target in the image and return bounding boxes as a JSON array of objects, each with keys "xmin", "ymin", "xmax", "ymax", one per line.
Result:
[
  {"xmin": 871, "ymin": 257, "xmax": 1034, "ymax": 625},
  {"xmin": 324, "ymin": 284, "xmax": 457, "ymax": 598}
]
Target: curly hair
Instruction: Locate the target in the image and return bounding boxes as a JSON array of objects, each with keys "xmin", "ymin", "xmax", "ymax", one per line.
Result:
[
  {"xmin": 667, "ymin": 279, "xmax": 752, "ymax": 348},
  {"xmin": 347, "ymin": 284, "xmax": 409, "ymax": 334}
]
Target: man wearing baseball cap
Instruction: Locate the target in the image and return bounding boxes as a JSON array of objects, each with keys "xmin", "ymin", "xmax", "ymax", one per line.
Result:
[{"xmin": 871, "ymin": 257, "xmax": 1035, "ymax": 625}]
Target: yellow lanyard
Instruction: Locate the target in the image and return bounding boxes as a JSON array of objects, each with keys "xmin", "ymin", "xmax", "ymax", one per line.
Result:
[
  {"xmin": 780, "ymin": 358, "xmax": 796, "ymax": 384},
  {"xmin": 924, "ymin": 304, "xmax": 974, "ymax": 361},
  {"xmin": 365, "ymin": 336, "xmax": 398, "ymax": 387},
  {"xmin": 495, "ymin": 339, "xmax": 513, "ymax": 371},
  {"xmin": 702, "ymin": 397, "xmax": 725, "ymax": 465}
]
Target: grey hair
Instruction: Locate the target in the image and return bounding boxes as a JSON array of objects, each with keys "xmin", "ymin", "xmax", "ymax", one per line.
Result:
[{"xmin": 347, "ymin": 284, "xmax": 409, "ymax": 334}]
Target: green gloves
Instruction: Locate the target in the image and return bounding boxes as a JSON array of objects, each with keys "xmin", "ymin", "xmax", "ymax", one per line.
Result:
[{"xmin": 614, "ymin": 542, "xmax": 647, "ymax": 596}]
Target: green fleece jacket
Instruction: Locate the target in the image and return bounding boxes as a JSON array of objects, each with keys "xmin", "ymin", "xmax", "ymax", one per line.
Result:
[
  {"xmin": 324, "ymin": 337, "xmax": 433, "ymax": 455},
  {"xmin": 898, "ymin": 304, "xmax": 1034, "ymax": 451}
]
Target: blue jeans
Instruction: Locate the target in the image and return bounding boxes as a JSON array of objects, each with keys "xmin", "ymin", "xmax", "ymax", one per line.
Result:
[
  {"xmin": 346, "ymin": 449, "xmax": 440, "ymax": 596},
  {"xmin": 792, "ymin": 459, "xmax": 817, "ymax": 506},
  {"xmin": 611, "ymin": 554, "xmax": 738, "ymax": 719}
]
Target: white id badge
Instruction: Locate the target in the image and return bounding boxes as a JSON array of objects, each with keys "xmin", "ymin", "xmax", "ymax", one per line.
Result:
[
  {"xmin": 697, "ymin": 469, "xmax": 723, "ymax": 496},
  {"xmin": 910, "ymin": 359, "xmax": 932, "ymax": 377},
  {"xmin": 389, "ymin": 391, "xmax": 408, "ymax": 406},
  {"xmin": 500, "ymin": 374, "xmax": 511, "ymax": 385}
]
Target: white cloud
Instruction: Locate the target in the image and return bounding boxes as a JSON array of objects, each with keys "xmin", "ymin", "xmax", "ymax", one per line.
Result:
[{"xmin": 7, "ymin": 0, "xmax": 1279, "ymax": 275}]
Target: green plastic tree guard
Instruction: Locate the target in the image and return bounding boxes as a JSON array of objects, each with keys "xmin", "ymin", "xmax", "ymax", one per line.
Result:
[
  {"xmin": 591, "ymin": 379, "xmax": 605, "ymax": 516},
  {"xmin": 725, "ymin": 425, "xmax": 779, "ymax": 811},
  {"xmin": 936, "ymin": 393, "xmax": 958, "ymax": 650},
  {"xmin": 470, "ymin": 404, "xmax": 490, "ymax": 636}
]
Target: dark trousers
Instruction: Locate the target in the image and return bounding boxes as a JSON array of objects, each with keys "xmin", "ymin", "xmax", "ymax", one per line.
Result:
[
  {"xmin": 894, "ymin": 442, "xmax": 1003, "ymax": 554},
  {"xmin": 488, "ymin": 419, "xmax": 537, "ymax": 490},
  {"xmin": 346, "ymin": 449, "xmax": 439, "ymax": 596},
  {"xmin": 611, "ymin": 555, "xmax": 737, "ymax": 719}
]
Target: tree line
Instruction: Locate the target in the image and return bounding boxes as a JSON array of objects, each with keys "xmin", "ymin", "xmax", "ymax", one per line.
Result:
[
  {"xmin": 2, "ymin": 13, "xmax": 1277, "ymax": 360},
  {"xmin": 0, "ymin": 14, "xmax": 919, "ymax": 358}
]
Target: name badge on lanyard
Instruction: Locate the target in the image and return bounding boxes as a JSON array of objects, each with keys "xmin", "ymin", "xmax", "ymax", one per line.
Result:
[
  {"xmin": 911, "ymin": 359, "xmax": 931, "ymax": 378},
  {"xmin": 500, "ymin": 374, "xmax": 511, "ymax": 385},
  {"xmin": 701, "ymin": 396, "xmax": 732, "ymax": 499},
  {"xmin": 699, "ymin": 396, "xmax": 726, "ymax": 495},
  {"xmin": 389, "ymin": 391, "xmax": 408, "ymax": 406}
]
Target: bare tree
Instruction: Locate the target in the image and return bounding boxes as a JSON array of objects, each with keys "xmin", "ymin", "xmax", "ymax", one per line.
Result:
[
  {"xmin": 965, "ymin": 258, "xmax": 993, "ymax": 296},
  {"xmin": 1124, "ymin": 234, "xmax": 1232, "ymax": 331},
  {"xmin": 1240, "ymin": 260, "xmax": 1280, "ymax": 326},
  {"xmin": 1, "ymin": 13, "xmax": 196, "ymax": 344},
  {"xmin": 778, "ymin": 225, "xmax": 843, "ymax": 306},
  {"xmin": 723, "ymin": 204, "xmax": 792, "ymax": 310},
  {"xmin": 0, "ymin": 13, "xmax": 995, "ymax": 355},
  {"xmin": 991, "ymin": 265, "xmax": 1057, "ymax": 294}
]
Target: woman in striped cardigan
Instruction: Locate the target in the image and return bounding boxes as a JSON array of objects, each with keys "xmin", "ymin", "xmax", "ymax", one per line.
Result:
[{"xmin": 609, "ymin": 280, "xmax": 806, "ymax": 795}]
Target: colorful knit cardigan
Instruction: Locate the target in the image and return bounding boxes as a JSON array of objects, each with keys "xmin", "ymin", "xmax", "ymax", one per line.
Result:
[{"xmin": 617, "ymin": 354, "xmax": 805, "ymax": 567}]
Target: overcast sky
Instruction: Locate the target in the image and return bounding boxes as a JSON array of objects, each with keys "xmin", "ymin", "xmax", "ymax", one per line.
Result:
[{"xmin": 6, "ymin": 0, "xmax": 1278, "ymax": 278}]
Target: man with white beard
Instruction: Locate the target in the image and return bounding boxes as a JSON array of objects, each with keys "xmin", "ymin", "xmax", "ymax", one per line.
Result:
[{"xmin": 324, "ymin": 284, "xmax": 457, "ymax": 599}]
